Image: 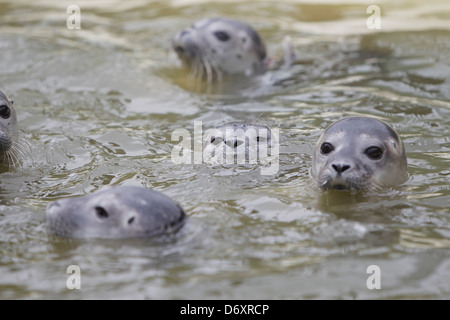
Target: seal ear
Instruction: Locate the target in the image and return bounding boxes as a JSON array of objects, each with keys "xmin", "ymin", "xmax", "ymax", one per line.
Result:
[
  {"xmin": 9, "ymin": 100, "xmax": 13, "ymax": 105},
  {"xmin": 387, "ymin": 137, "xmax": 405, "ymax": 158}
]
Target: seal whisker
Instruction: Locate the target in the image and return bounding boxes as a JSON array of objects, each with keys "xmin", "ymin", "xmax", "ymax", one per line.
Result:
[
  {"xmin": 364, "ymin": 181, "xmax": 383, "ymax": 193},
  {"xmin": 189, "ymin": 58, "xmax": 199, "ymax": 80},
  {"xmin": 5, "ymin": 149, "xmax": 18, "ymax": 169},
  {"xmin": 10, "ymin": 142, "xmax": 24, "ymax": 164},
  {"xmin": 203, "ymin": 57, "xmax": 213, "ymax": 83},
  {"xmin": 12, "ymin": 138, "xmax": 32, "ymax": 159},
  {"xmin": 211, "ymin": 60, "xmax": 223, "ymax": 82},
  {"xmin": 197, "ymin": 58, "xmax": 205, "ymax": 82},
  {"xmin": 189, "ymin": 61, "xmax": 195, "ymax": 79},
  {"xmin": 8, "ymin": 145, "xmax": 22, "ymax": 166},
  {"xmin": 0, "ymin": 150, "xmax": 9, "ymax": 168},
  {"xmin": 193, "ymin": 57, "xmax": 204, "ymax": 82}
]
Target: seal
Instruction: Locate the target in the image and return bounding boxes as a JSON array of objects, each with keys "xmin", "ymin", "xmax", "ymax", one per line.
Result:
[
  {"xmin": 46, "ymin": 186, "xmax": 187, "ymax": 239},
  {"xmin": 203, "ymin": 122, "xmax": 274, "ymax": 165},
  {"xmin": 0, "ymin": 90, "xmax": 18, "ymax": 166},
  {"xmin": 311, "ymin": 117, "xmax": 408, "ymax": 191},
  {"xmin": 173, "ymin": 17, "xmax": 268, "ymax": 82}
]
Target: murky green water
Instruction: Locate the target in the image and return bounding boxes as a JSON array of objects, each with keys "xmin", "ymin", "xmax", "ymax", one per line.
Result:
[{"xmin": 0, "ymin": 0, "xmax": 449, "ymax": 299}]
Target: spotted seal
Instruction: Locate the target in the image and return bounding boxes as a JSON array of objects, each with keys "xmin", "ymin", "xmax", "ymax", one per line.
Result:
[
  {"xmin": 46, "ymin": 186, "xmax": 187, "ymax": 239},
  {"xmin": 311, "ymin": 117, "xmax": 409, "ymax": 191},
  {"xmin": 173, "ymin": 17, "xmax": 268, "ymax": 82},
  {"xmin": 0, "ymin": 90, "xmax": 18, "ymax": 166}
]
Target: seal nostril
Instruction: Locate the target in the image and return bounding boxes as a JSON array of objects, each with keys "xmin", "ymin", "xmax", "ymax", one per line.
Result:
[{"xmin": 332, "ymin": 164, "xmax": 351, "ymax": 173}]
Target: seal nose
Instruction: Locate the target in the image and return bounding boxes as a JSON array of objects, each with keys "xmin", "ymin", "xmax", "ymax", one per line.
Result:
[
  {"xmin": 173, "ymin": 31, "xmax": 189, "ymax": 54},
  {"xmin": 332, "ymin": 163, "xmax": 351, "ymax": 174},
  {"xmin": 174, "ymin": 45, "xmax": 185, "ymax": 54}
]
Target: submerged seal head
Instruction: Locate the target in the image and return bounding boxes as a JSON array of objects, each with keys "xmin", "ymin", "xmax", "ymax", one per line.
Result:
[
  {"xmin": 0, "ymin": 91, "xmax": 18, "ymax": 165},
  {"xmin": 203, "ymin": 122, "xmax": 273, "ymax": 165},
  {"xmin": 311, "ymin": 117, "xmax": 408, "ymax": 191},
  {"xmin": 173, "ymin": 17, "xmax": 267, "ymax": 81},
  {"xmin": 46, "ymin": 186, "xmax": 187, "ymax": 239}
]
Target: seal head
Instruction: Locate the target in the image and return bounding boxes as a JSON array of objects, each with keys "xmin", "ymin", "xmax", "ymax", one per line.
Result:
[
  {"xmin": 46, "ymin": 186, "xmax": 187, "ymax": 239},
  {"xmin": 203, "ymin": 122, "xmax": 273, "ymax": 165},
  {"xmin": 311, "ymin": 117, "xmax": 408, "ymax": 191},
  {"xmin": 173, "ymin": 17, "xmax": 267, "ymax": 81},
  {"xmin": 0, "ymin": 91, "xmax": 18, "ymax": 164}
]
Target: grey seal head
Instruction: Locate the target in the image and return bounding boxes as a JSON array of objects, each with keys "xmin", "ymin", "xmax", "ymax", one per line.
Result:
[
  {"xmin": 311, "ymin": 117, "xmax": 408, "ymax": 191},
  {"xmin": 46, "ymin": 186, "xmax": 187, "ymax": 239},
  {"xmin": 203, "ymin": 122, "xmax": 274, "ymax": 165},
  {"xmin": 0, "ymin": 90, "xmax": 18, "ymax": 166},
  {"xmin": 173, "ymin": 17, "xmax": 267, "ymax": 81}
]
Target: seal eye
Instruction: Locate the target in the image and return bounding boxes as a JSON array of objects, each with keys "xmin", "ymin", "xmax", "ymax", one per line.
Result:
[
  {"xmin": 95, "ymin": 206, "xmax": 109, "ymax": 219},
  {"xmin": 213, "ymin": 31, "xmax": 230, "ymax": 42},
  {"xmin": 0, "ymin": 105, "xmax": 11, "ymax": 119},
  {"xmin": 320, "ymin": 142, "xmax": 334, "ymax": 155},
  {"xmin": 365, "ymin": 146, "xmax": 383, "ymax": 160}
]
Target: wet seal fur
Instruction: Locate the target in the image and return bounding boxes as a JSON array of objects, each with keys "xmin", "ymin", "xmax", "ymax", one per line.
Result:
[
  {"xmin": 173, "ymin": 17, "xmax": 268, "ymax": 82},
  {"xmin": 311, "ymin": 117, "xmax": 408, "ymax": 191},
  {"xmin": 0, "ymin": 90, "xmax": 18, "ymax": 166},
  {"xmin": 46, "ymin": 186, "xmax": 187, "ymax": 239}
]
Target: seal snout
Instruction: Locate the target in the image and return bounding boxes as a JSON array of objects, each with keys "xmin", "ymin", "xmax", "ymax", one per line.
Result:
[
  {"xmin": 174, "ymin": 45, "xmax": 185, "ymax": 54},
  {"xmin": 173, "ymin": 28, "xmax": 193, "ymax": 54},
  {"xmin": 328, "ymin": 161, "xmax": 355, "ymax": 190},
  {"xmin": 0, "ymin": 132, "xmax": 12, "ymax": 151},
  {"xmin": 331, "ymin": 162, "xmax": 351, "ymax": 174},
  {"xmin": 173, "ymin": 37, "xmax": 186, "ymax": 54}
]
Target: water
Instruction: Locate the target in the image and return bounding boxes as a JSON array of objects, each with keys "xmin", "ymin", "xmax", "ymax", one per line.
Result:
[{"xmin": 1, "ymin": 0, "xmax": 449, "ymax": 299}]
